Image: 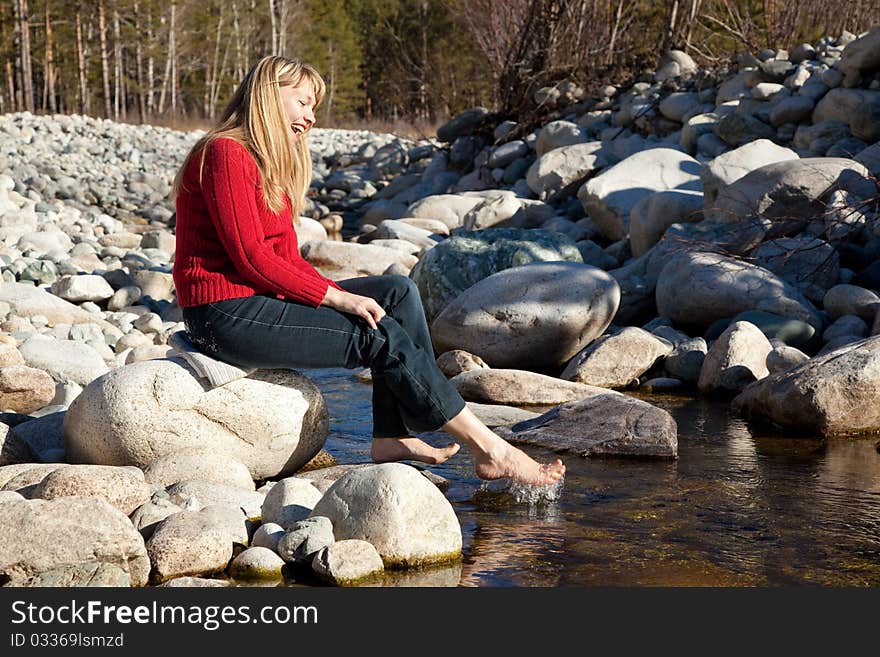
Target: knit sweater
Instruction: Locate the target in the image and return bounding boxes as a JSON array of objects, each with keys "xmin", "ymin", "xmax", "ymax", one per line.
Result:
[{"xmin": 172, "ymin": 137, "xmax": 343, "ymax": 308}]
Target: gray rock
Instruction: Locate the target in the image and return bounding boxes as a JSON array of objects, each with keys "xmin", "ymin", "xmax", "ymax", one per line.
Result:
[
  {"xmin": 19, "ymin": 335, "xmax": 109, "ymax": 385},
  {"xmin": 277, "ymin": 516, "xmax": 335, "ymax": 564},
  {"xmin": 466, "ymin": 401, "xmax": 540, "ymax": 428},
  {"xmin": 766, "ymin": 344, "xmax": 809, "ymax": 374},
  {"xmin": 312, "ymin": 540, "xmax": 384, "ymax": 586},
  {"xmin": 823, "ymin": 314, "xmax": 869, "ymax": 342},
  {"xmin": 436, "ymin": 350, "xmax": 488, "ymax": 377},
  {"xmin": 823, "ymin": 284, "xmax": 880, "ymax": 320},
  {"xmin": 813, "ymin": 88, "xmax": 880, "ymax": 126},
  {"xmin": 20, "ymin": 561, "xmax": 131, "ymax": 587},
  {"xmin": 560, "ymin": 327, "xmax": 672, "ymax": 388},
  {"xmin": 437, "ymin": 107, "xmax": 491, "ymax": 143},
  {"xmin": 656, "ymin": 251, "xmax": 822, "ymax": 330},
  {"xmin": 769, "ymin": 96, "xmax": 816, "ymax": 127},
  {"xmin": 410, "ymin": 228, "xmax": 582, "ymax": 322},
  {"xmin": 714, "ymin": 112, "xmax": 776, "ymax": 146},
  {"xmin": 130, "ymin": 497, "xmax": 182, "ymax": 540},
  {"xmin": 701, "ymin": 140, "xmax": 799, "ymax": 206},
  {"xmin": 629, "ymin": 190, "xmax": 704, "ymax": 257},
  {"xmin": 64, "ymin": 359, "xmax": 328, "ymax": 480},
  {"xmin": 698, "ymin": 321, "xmax": 773, "ymax": 395},
  {"xmin": 751, "ymin": 236, "xmax": 839, "ymax": 304},
  {"xmin": 143, "ymin": 449, "xmax": 255, "ymax": 490},
  {"xmin": 251, "ymin": 522, "xmax": 285, "ymax": 553},
  {"xmin": 450, "ymin": 368, "xmax": 606, "ymax": 405},
  {"xmin": 0, "ymin": 496, "xmax": 149, "ymax": 586},
  {"xmin": 734, "ymin": 334, "xmax": 880, "ymax": 436},
  {"xmin": 577, "ymin": 148, "xmax": 702, "ymax": 241},
  {"xmin": 496, "ymin": 393, "xmax": 677, "ymax": 459},
  {"xmin": 526, "ymin": 142, "xmax": 606, "ymax": 200},
  {"xmin": 145, "ymin": 510, "xmax": 233, "ymax": 584},
  {"xmin": 260, "ymin": 477, "xmax": 324, "ymax": 529},
  {"xmin": 166, "ymin": 480, "xmax": 265, "ymax": 522},
  {"xmin": 302, "ymin": 241, "xmax": 418, "ymax": 278},
  {"xmin": 229, "ymin": 546, "xmax": 285, "ymax": 580},
  {"xmin": 535, "ymin": 121, "xmax": 588, "ymax": 156},
  {"xmin": 50, "ymin": 274, "xmax": 115, "ymax": 303},
  {"xmin": 310, "ymin": 463, "xmax": 461, "ymax": 568},
  {"xmin": 32, "ymin": 464, "xmax": 151, "ymax": 515},
  {"xmin": 431, "ymin": 261, "xmax": 619, "ymax": 369},
  {"xmin": 664, "ymin": 337, "xmax": 708, "ymax": 383}
]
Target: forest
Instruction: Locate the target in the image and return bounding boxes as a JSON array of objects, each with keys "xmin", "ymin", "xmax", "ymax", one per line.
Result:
[{"xmin": 3, "ymin": 0, "xmax": 880, "ymax": 130}]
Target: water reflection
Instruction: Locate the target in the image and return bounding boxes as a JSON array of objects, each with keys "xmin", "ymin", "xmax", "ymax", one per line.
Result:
[{"xmin": 303, "ymin": 369, "xmax": 880, "ymax": 587}]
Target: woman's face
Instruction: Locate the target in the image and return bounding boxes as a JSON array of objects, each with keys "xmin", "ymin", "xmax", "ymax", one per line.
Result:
[{"xmin": 279, "ymin": 81, "xmax": 316, "ymax": 142}]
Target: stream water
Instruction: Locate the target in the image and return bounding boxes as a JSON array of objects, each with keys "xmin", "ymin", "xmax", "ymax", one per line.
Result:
[{"xmin": 290, "ymin": 367, "xmax": 880, "ymax": 587}]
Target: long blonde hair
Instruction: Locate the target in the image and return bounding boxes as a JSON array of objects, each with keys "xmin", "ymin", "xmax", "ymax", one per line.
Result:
[{"xmin": 173, "ymin": 56, "xmax": 326, "ymax": 223}]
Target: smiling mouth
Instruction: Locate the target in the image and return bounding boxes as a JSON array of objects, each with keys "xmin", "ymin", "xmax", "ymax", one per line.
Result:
[{"xmin": 291, "ymin": 124, "xmax": 307, "ymax": 134}]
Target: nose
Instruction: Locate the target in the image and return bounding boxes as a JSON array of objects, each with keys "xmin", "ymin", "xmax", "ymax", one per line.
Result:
[{"xmin": 304, "ymin": 105, "xmax": 316, "ymax": 127}]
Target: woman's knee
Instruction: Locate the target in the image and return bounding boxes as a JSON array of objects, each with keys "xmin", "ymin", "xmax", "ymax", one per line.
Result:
[{"xmin": 385, "ymin": 275, "xmax": 421, "ymax": 312}]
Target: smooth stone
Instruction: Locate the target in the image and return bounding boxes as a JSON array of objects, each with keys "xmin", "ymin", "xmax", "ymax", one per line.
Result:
[
  {"xmin": 629, "ymin": 190, "xmax": 704, "ymax": 257},
  {"xmin": 751, "ymin": 237, "xmax": 839, "ymax": 304},
  {"xmin": 526, "ymin": 141, "xmax": 606, "ymax": 200},
  {"xmin": 166, "ymin": 480, "xmax": 265, "ymax": 522},
  {"xmin": 700, "ymin": 140, "xmax": 799, "ymax": 205},
  {"xmin": 50, "ymin": 274, "xmax": 115, "ymax": 303},
  {"xmin": 0, "ymin": 365, "xmax": 55, "ymax": 414},
  {"xmin": 766, "ymin": 344, "xmax": 810, "ymax": 374},
  {"xmin": 277, "ymin": 516, "xmax": 335, "ymax": 565},
  {"xmin": 431, "ymin": 261, "xmax": 619, "ymax": 369},
  {"xmin": 698, "ymin": 321, "xmax": 772, "ymax": 395},
  {"xmin": 251, "ymin": 522, "xmax": 285, "ymax": 553},
  {"xmin": 294, "ymin": 463, "xmax": 448, "ymax": 495},
  {"xmin": 0, "ymin": 497, "xmax": 149, "ymax": 586},
  {"xmin": 145, "ymin": 510, "xmax": 233, "ymax": 584},
  {"xmin": 260, "ymin": 476, "xmax": 324, "ymax": 529},
  {"xmin": 31, "ymin": 464, "xmax": 151, "ymax": 514},
  {"xmin": 64, "ymin": 359, "xmax": 328, "ymax": 480},
  {"xmin": 663, "ymin": 337, "xmax": 708, "ymax": 383},
  {"xmin": 310, "ymin": 463, "xmax": 461, "ymax": 568},
  {"xmin": 301, "ymin": 241, "xmax": 418, "ymax": 278},
  {"xmin": 466, "ymin": 401, "xmax": 540, "ymax": 428},
  {"xmin": 143, "ymin": 449, "xmax": 255, "ymax": 490},
  {"xmin": 157, "ymin": 576, "xmax": 229, "ymax": 587},
  {"xmin": 436, "ymin": 350, "xmax": 488, "ymax": 377},
  {"xmin": 130, "ymin": 498, "xmax": 183, "ymax": 540},
  {"xmin": 496, "ymin": 393, "xmax": 677, "ymax": 459},
  {"xmin": 18, "ymin": 335, "xmax": 109, "ymax": 385},
  {"xmin": 560, "ymin": 327, "xmax": 672, "ymax": 388},
  {"xmin": 823, "ymin": 284, "xmax": 880, "ymax": 321},
  {"xmin": 449, "ymin": 368, "xmax": 606, "ymax": 406},
  {"xmin": 228, "ymin": 546, "xmax": 286, "ymax": 580},
  {"xmin": 312, "ymin": 540, "xmax": 384, "ymax": 586},
  {"xmin": 823, "ymin": 314, "xmax": 868, "ymax": 342}
]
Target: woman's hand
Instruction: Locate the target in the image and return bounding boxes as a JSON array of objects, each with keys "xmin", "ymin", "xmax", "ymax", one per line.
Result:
[{"xmin": 321, "ymin": 287, "xmax": 386, "ymax": 330}]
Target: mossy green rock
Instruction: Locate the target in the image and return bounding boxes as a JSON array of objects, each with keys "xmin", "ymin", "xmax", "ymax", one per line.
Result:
[{"xmin": 410, "ymin": 228, "xmax": 582, "ymax": 321}]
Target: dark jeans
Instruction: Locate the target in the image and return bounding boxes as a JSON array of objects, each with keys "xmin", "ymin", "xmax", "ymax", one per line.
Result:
[{"xmin": 181, "ymin": 275, "xmax": 466, "ymax": 438}]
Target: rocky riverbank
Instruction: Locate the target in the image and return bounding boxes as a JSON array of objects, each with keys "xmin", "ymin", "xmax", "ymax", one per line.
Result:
[{"xmin": 1, "ymin": 27, "xmax": 880, "ymax": 587}]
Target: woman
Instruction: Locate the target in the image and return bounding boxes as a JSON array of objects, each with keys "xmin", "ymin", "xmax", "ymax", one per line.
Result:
[{"xmin": 172, "ymin": 55, "xmax": 564, "ymax": 486}]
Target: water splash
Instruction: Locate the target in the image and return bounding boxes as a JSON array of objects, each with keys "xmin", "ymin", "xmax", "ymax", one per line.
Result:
[{"xmin": 478, "ymin": 474, "xmax": 565, "ymax": 505}]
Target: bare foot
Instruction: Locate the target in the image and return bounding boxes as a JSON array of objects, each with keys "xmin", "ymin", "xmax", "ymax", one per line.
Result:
[
  {"xmin": 473, "ymin": 442, "xmax": 565, "ymax": 486},
  {"xmin": 371, "ymin": 437, "xmax": 461, "ymax": 465}
]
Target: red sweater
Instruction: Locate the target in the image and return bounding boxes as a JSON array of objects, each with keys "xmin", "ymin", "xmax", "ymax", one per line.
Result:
[{"xmin": 173, "ymin": 137, "xmax": 342, "ymax": 308}]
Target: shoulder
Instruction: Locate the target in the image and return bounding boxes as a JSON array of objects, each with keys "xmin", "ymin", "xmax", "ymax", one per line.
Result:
[{"xmin": 203, "ymin": 136, "xmax": 255, "ymax": 163}]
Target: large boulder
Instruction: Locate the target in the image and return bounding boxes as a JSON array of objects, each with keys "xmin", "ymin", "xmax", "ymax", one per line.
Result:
[
  {"xmin": 733, "ymin": 334, "xmax": 880, "ymax": 436},
  {"xmin": 410, "ymin": 228, "xmax": 582, "ymax": 322},
  {"xmin": 496, "ymin": 393, "xmax": 677, "ymax": 459},
  {"xmin": 577, "ymin": 148, "xmax": 702, "ymax": 241},
  {"xmin": 310, "ymin": 463, "xmax": 461, "ymax": 568},
  {"xmin": 63, "ymin": 358, "xmax": 329, "ymax": 480},
  {"xmin": 704, "ymin": 158, "xmax": 872, "ymax": 252},
  {"xmin": 431, "ymin": 262, "xmax": 619, "ymax": 369},
  {"xmin": 406, "ymin": 194, "xmax": 485, "ymax": 229},
  {"xmin": 701, "ymin": 140, "xmax": 799, "ymax": 206},
  {"xmin": 18, "ymin": 335, "xmax": 109, "ymax": 385},
  {"xmin": 837, "ymin": 27, "xmax": 880, "ymax": 83},
  {"xmin": 0, "ymin": 282, "xmax": 114, "ymax": 331},
  {"xmin": 655, "ymin": 251, "xmax": 822, "ymax": 331},
  {"xmin": 0, "ymin": 496, "xmax": 149, "ymax": 586},
  {"xmin": 145, "ymin": 510, "xmax": 233, "ymax": 584},
  {"xmin": 560, "ymin": 327, "xmax": 672, "ymax": 388},
  {"xmin": 813, "ymin": 88, "xmax": 880, "ymax": 126},
  {"xmin": 143, "ymin": 449, "xmax": 255, "ymax": 490}
]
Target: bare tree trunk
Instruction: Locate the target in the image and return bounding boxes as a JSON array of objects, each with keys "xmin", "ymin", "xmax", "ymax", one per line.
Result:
[
  {"xmin": 607, "ymin": 0, "xmax": 625, "ymax": 66},
  {"xmin": 98, "ymin": 0, "xmax": 112, "ymax": 118},
  {"xmin": 278, "ymin": 0, "xmax": 288, "ymax": 55},
  {"xmin": 232, "ymin": 0, "xmax": 244, "ymax": 81},
  {"xmin": 134, "ymin": 0, "xmax": 145, "ymax": 122},
  {"xmin": 113, "ymin": 4, "xmax": 122, "ymax": 120},
  {"xmin": 170, "ymin": 2, "xmax": 177, "ymax": 114},
  {"xmin": 2, "ymin": 7, "xmax": 15, "ymax": 112},
  {"xmin": 419, "ymin": 0, "xmax": 428, "ymax": 122},
  {"xmin": 268, "ymin": 0, "xmax": 277, "ymax": 55},
  {"xmin": 325, "ymin": 40, "xmax": 335, "ymax": 122},
  {"xmin": 17, "ymin": 0, "xmax": 34, "ymax": 112},
  {"xmin": 157, "ymin": 9, "xmax": 170, "ymax": 114},
  {"xmin": 206, "ymin": 4, "xmax": 225, "ymax": 118},
  {"xmin": 43, "ymin": 0, "xmax": 56, "ymax": 112},
  {"xmin": 667, "ymin": 0, "xmax": 680, "ymax": 49},
  {"xmin": 685, "ymin": 0, "xmax": 702, "ymax": 51},
  {"xmin": 75, "ymin": 9, "xmax": 88, "ymax": 114},
  {"xmin": 146, "ymin": 5, "xmax": 154, "ymax": 114}
]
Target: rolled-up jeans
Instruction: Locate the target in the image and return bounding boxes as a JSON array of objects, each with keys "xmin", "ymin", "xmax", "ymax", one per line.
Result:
[{"xmin": 180, "ymin": 274, "xmax": 466, "ymax": 438}]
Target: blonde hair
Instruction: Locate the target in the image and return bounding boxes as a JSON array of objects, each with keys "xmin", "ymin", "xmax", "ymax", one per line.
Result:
[{"xmin": 173, "ymin": 56, "xmax": 326, "ymax": 224}]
